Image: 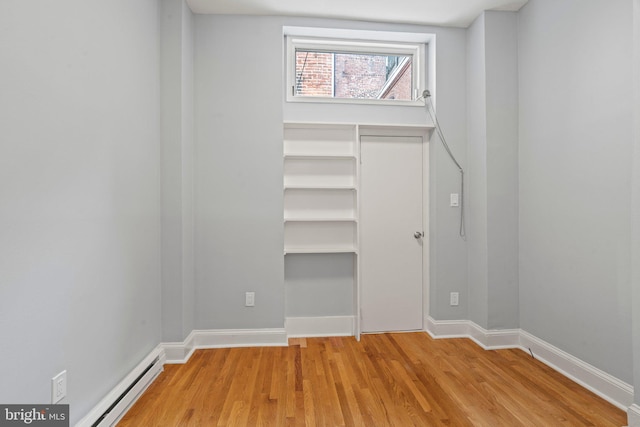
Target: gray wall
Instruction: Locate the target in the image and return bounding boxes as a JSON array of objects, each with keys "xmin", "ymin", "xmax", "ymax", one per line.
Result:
[
  {"xmin": 194, "ymin": 15, "xmax": 286, "ymax": 329},
  {"xmin": 518, "ymin": 0, "xmax": 634, "ymax": 383},
  {"xmin": 484, "ymin": 11, "xmax": 519, "ymax": 330},
  {"xmin": 466, "ymin": 11, "xmax": 519, "ymax": 330},
  {"xmin": 422, "ymin": 26, "xmax": 469, "ymax": 322},
  {"xmin": 466, "ymin": 14, "xmax": 489, "ymax": 328},
  {"xmin": 0, "ymin": 0, "xmax": 161, "ymax": 424},
  {"xmin": 180, "ymin": 0, "xmax": 196, "ymax": 340},
  {"xmin": 633, "ymin": 0, "xmax": 640, "ymax": 409},
  {"xmin": 160, "ymin": 0, "xmax": 195, "ymax": 342},
  {"xmin": 285, "ymin": 254, "xmax": 355, "ymax": 317}
]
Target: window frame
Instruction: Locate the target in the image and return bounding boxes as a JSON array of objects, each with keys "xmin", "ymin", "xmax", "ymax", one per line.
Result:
[{"xmin": 285, "ymin": 28, "xmax": 430, "ymax": 107}]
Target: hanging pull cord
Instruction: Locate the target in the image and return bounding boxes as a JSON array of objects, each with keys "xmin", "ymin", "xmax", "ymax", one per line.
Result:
[{"xmin": 421, "ymin": 90, "xmax": 466, "ymax": 239}]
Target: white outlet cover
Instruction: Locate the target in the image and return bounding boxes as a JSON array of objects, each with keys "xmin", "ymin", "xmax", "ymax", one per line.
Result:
[
  {"xmin": 245, "ymin": 292, "xmax": 255, "ymax": 307},
  {"xmin": 450, "ymin": 292, "xmax": 459, "ymax": 306},
  {"xmin": 51, "ymin": 370, "xmax": 67, "ymax": 404}
]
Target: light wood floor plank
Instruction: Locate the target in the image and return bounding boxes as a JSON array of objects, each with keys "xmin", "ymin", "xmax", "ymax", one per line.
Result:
[{"xmin": 118, "ymin": 333, "xmax": 626, "ymax": 426}]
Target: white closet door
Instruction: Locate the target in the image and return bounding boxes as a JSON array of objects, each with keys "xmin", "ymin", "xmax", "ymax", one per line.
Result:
[{"xmin": 360, "ymin": 136, "xmax": 423, "ymax": 332}]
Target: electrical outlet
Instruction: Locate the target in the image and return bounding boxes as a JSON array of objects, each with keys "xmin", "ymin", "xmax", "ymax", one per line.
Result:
[
  {"xmin": 450, "ymin": 193, "xmax": 460, "ymax": 207},
  {"xmin": 450, "ymin": 292, "xmax": 459, "ymax": 306},
  {"xmin": 245, "ymin": 292, "xmax": 255, "ymax": 307},
  {"xmin": 51, "ymin": 370, "xmax": 67, "ymax": 404}
]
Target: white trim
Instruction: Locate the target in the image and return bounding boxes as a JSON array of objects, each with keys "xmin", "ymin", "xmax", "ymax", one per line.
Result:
[
  {"xmin": 290, "ymin": 37, "xmax": 420, "ymax": 56},
  {"xmin": 283, "ymin": 26, "xmax": 434, "ymax": 44},
  {"xmin": 425, "ymin": 316, "xmax": 634, "ymax": 411},
  {"xmin": 193, "ymin": 328, "xmax": 287, "ymax": 348},
  {"xmin": 519, "ymin": 330, "xmax": 634, "ymax": 411},
  {"xmin": 425, "ymin": 316, "xmax": 471, "ymax": 338},
  {"xmin": 162, "ymin": 328, "xmax": 288, "ymax": 364},
  {"xmin": 162, "ymin": 329, "xmax": 197, "ymax": 364},
  {"xmin": 478, "ymin": 326, "xmax": 520, "ymax": 350},
  {"xmin": 75, "ymin": 346, "xmax": 165, "ymax": 427},
  {"xmin": 425, "ymin": 316, "xmax": 519, "ymax": 350},
  {"xmin": 285, "ymin": 316, "xmax": 355, "ymax": 338},
  {"xmin": 284, "ymin": 27, "xmax": 430, "ymax": 106},
  {"xmin": 628, "ymin": 404, "xmax": 640, "ymax": 427}
]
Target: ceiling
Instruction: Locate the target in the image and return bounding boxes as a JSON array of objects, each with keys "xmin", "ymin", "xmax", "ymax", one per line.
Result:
[{"xmin": 186, "ymin": 0, "xmax": 529, "ymax": 28}]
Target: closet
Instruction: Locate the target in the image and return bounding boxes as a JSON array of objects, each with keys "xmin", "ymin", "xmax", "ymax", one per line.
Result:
[{"xmin": 284, "ymin": 122, "xmax": 430, "ymax": 339}]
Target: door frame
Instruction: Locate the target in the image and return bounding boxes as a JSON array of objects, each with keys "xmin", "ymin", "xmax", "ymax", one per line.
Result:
[{"xmin": 356, "ymin": 125, "xmax": 430, "ymax": 338}]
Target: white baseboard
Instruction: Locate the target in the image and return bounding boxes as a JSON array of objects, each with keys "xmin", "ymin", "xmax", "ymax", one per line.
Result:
[
  {"xmin": 193, "ymin": 328, "xmax": 288, "ymax": 349},
  {"xmin": 75, "ymin": 346, "xmax": 165, "ymax": 427},
  {"xmin": 425, "ymin": 317, "xmax": 471, "ymax": 338},
  {"xmin": 425, "ymin": 316, "xmax": 634, "ymax": 412},
  {"xmin": 162, "ymin": 328, "xmax": 288, "ymax": 364},
  {"xmin": 628, "ymin": 404, "xmax": 640, "ymax": 427},
  {"xmin": 285, "ymin": 316, "xmax": 355, "ymax": 338},
  {"xmin": 162, "ymin": 329, "xmax": 197, "ymax": 364},
  {"xmin": 478, "ymin": 326, "xmax": 521, "ymax": 349},
  {"xmin": 425, "ymin": 316, "xmax": 519, "ymax": 350},
  {"xmin": 519, "ymin": 330, "xmax": 633, "ymax": 411}
]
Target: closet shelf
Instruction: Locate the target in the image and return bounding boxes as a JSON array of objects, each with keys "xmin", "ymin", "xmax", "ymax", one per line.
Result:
[
  {"xmin": 284, "ymin": 154, "xmax": 356, "ymax": 160},
  {"xmin": 284, "ymin": 185, "xmax": 356, "ymax": 190},
  {"xmin": 284, "ymin": 247, "xmax": 358, "ymax": 255},
  {"xmin": 284, "ymin": 217, "xmax": 357, "ymax": 223}
]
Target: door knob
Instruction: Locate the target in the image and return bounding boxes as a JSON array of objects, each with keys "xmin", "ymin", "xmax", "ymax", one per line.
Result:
[{"xmin": 414, "ymin": 231, "xmax": 423, "ymax": 239}]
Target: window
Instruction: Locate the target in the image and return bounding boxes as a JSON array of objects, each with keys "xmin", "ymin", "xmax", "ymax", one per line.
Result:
[
  {"xmin": 285, "ymin": 28, "xmax": 431, "ymax": 106},
  {"xmin": 295, "ymin": 50, "xmax": 412, "ymax": 100}
]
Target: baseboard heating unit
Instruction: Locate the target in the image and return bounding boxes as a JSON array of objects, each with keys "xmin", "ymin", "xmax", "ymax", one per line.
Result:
[
  {"xmin": 93, "ymin": 355, "xmax": 162, "ymax": 426},
  {"xmin": 76, "ymin": 348, "xmax": 164, "ymax": 427}
]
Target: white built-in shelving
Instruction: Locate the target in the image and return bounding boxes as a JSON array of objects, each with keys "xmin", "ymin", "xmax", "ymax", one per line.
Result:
[{"xmin": 283, "ymin": 123, "xmax": 358, "ymax": 255}]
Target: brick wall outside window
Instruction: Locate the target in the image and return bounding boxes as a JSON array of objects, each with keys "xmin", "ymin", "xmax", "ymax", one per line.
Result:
[
  {"xmin": 295, "ymin": 52, "xmax": 333, "ymax": 96},
  {"xmin": 295, "ymin": 51, "xmax": 412, "ymax": 100},
  {"xmin": 334, "ymin": 54, "xmax": 388, "ymax": 99}
]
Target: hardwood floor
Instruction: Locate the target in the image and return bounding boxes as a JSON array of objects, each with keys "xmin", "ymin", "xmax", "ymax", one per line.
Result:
[{"xmin": 118, "ymin": 333, "xmax": 626, "ymax": 426}]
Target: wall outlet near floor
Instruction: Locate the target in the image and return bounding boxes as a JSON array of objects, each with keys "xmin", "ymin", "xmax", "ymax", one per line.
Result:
[
  {"xmin": 51, "ymin": 370, "xmax": 67, "ymax": 403},
  {"xmin": 450, "ymin": 292, "xmax": 459, "ymax": 306},
  {"xmin": 245, "ymin": 292, "xmax": 255, "ymax": 307}
]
